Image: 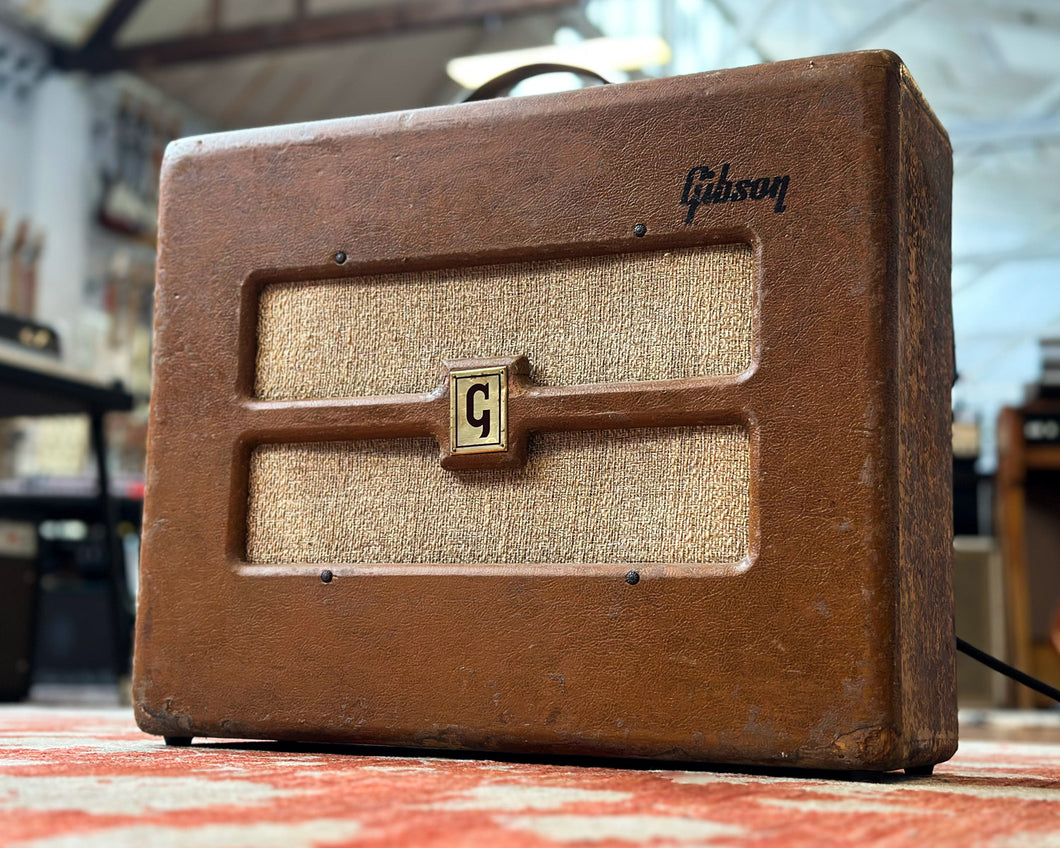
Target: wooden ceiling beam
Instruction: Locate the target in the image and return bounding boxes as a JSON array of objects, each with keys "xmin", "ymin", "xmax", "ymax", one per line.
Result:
[
  {"xmin": 80, "ymin": 0, "xmax": 149, "ymax": 54},
  {"xmin": 57, "ymin": 0, "xmax": 578, "ymax": 74}
]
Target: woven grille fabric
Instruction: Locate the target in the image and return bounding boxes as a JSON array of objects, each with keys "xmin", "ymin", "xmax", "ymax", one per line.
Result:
[
  {"xmin": 255, "ymin": 245, "xmax": 753, "ymax": 399},
  {"xmin": 247, "ymin": 427, "xmax": 749, "ymax": 565}
]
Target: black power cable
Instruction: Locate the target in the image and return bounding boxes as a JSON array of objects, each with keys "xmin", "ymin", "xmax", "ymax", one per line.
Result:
[{"xmin": 957, "ymin": 637, "xmax": 1060, "ymax": 703}]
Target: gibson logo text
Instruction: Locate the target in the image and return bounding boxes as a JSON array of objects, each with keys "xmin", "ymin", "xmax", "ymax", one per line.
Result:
[{"xmin": 680, "ymin": 164, "xmax": 790, "ymax": 224}]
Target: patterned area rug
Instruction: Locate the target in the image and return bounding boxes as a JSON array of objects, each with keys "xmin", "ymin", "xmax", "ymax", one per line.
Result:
[{"xmin": 2, "ymin": 707, "xmax": 1059, "ymax": 847}]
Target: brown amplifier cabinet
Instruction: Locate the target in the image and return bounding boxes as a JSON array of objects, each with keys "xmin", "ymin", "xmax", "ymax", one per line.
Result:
[{"xmin": 134, "ymin": 50, "xmax": 955, "ymax": 772}]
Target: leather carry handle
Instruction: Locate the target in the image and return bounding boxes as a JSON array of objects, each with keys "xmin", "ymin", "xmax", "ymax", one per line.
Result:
[{"xmin": 463, "ymin": 63, "xmax": 610, "ymax": 102}]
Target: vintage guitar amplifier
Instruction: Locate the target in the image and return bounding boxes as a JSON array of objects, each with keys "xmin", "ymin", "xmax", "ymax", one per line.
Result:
[{"xmin": 134, "ymin": 50, "xmax": 956, "ymax": 772}]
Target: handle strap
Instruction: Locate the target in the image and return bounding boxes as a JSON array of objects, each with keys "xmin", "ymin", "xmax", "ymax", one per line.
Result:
[{"xmin": 464, "ymin": 63, "xmax": 610, "ymax": 102}]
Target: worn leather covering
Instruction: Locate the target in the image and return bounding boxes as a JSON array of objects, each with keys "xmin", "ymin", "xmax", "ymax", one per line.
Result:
[{"xmin": 134, "ymin": 50, "xmax": 956, "ymax": 771}]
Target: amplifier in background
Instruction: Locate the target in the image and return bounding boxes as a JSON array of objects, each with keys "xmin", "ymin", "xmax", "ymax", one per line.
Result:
[
  {"xmin": 0, "ymin": 521, "xmax": 38, "ymax": 701},
  {"xmin": 953, "ymin": 537, "xmax": 1006, "ymax": 708},
  {"xmin": 997, "ymin": 403, "xmax": 1060, "ymax": 707},
  {"xmin": 135, "ymin": 50, "xmax": 955, "ymax": 772}
]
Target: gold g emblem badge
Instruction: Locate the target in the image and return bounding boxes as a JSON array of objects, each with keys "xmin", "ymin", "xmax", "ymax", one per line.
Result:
[{"xmin": 450, "ymin": 366, "xmax": 508, "ymax": 455}]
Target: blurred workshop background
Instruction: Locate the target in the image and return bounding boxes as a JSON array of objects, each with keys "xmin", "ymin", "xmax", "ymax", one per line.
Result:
[{"xmin": 0, "ymin": 0, "xmax": 1057, "ymax": 708}]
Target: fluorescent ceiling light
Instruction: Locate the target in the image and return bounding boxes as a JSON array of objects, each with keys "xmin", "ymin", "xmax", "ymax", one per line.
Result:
[{"xmin": 446, "ymin": 36, "xmax": 672, "ymax": 90}]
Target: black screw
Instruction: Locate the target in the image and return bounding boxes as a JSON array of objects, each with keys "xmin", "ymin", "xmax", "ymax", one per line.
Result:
[
  {"xmin": 334, "ymin": 251, "xmax": 347, "ymax": 265},
  {"xmin": 320, "ymin": 569, "xmax": 333, "ymax": 583},
  {"xmin": 633, "ymin": 224, "xmax": 647, "ymax": 238},
  {"xmin": 625, "ymin": 570, "xmax": 640, "ymax": 585}
]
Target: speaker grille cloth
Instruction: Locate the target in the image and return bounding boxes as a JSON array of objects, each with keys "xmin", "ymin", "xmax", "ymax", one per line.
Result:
[
  {"xmin": 256, "ymin": 245, "xmax": 753, "ymax": 398},
  {"xmin": 247, "ymin": 427, "xmax": 749, "ymax": 565}
]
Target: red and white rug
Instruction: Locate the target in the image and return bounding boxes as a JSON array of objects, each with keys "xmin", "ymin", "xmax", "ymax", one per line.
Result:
[{"xmin": 1, "ymin": 706, "xmax": 1059, "ymax": 847}]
